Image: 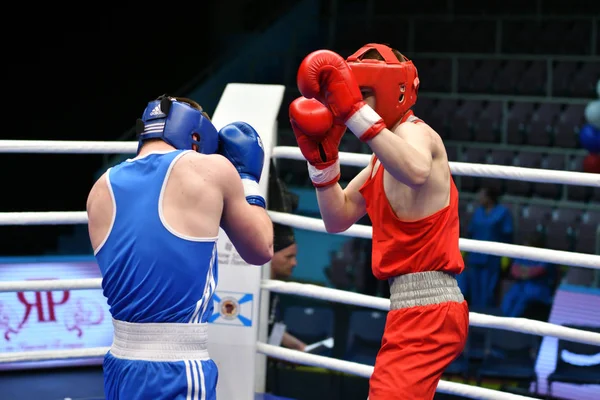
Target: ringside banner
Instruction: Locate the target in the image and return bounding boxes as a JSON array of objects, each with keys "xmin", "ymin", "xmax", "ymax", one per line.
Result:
[{"xmin": 0, "ymin": 257, "xmax": 111, "ymax": 370}]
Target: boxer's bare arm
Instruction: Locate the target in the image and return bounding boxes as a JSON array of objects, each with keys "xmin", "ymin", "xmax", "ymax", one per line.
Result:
[
  {"xmin": 216, "ymin": 156, "xmax": 274, "ymax": 265},
  {"xmin": 86, "ymin": 172, "xmax": 112, "ymax": 252},
  {"xmin": 365, "ymin": 123, "xmax": 433, "ymax": 188},
  {"xmin": 315, "ymin": 162, "xmax": 371, "ymax": 233}
]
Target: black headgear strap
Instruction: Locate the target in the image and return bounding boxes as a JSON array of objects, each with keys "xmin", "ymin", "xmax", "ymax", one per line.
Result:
[{"xmin": 268, "ymin": 160, "xmax": 298, "ymax": 252}]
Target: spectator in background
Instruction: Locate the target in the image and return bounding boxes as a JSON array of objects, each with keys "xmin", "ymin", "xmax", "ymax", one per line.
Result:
[
  {"xmin": 459, "ymin": 186, "xmax": 514, "ymax": 308},
  {"xmin": 266, "ymin": 161, "xmax": 306, "ymax": 351},
  {"xmin": 501, "ymin": 233, "xmax": 557, "ymax": 318}
]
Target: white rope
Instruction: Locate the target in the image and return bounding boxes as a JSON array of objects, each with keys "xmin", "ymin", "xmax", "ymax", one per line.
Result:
[
  {"xmin": 0, "ymin": 278, "xmax": 102, "ymax": 292},
  {"xmin": 0, "ymin": 342, "xmax": 535, "ymax": 399},
  {"xmin": 272, "ymin": 146, "xmax": 600, "ymax": 187},
  {"xmin": 1, "ymin": 141, "xmax": 598, "ymax": 186},
  {"xmin": 2, "ymin": 276, "xmax": 598, "ymax": 347},
  {"xmin": 263, "ymin": 279, "xmax": 390, "ymax": 310},
  {"xmin": 0, "ymin": 347, "xmax": 109, "ymax": 363},
  {"xmin": 1, "ymin": 210, "xmax": 598, "ymax": 269},
  {"xmin": 262, "ymin": 279, "xmax": 600, "ymax": 346},
  {"xmin": 0, "ymin": 140, "xmax": 136, "ymax": 154},
  {"xmin": 0, "ymin": 211, "xmax": 88, "ymax": 225},
  {"xmin": 256, "ymin": 342, "xmax": 536, "ymax": 400},
  {"xmin": 268, "ymin": 211, "xmax": 600, "ymax": 270}
]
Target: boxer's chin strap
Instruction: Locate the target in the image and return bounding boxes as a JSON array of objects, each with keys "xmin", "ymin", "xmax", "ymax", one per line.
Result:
[{"xmin": 307, "ymin": 159, "xmax": 340, "ymax": 188}]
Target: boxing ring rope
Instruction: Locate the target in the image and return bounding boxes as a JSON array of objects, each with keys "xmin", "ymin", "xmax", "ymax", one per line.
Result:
[
  {"xmin": 2, "ymin": 140, "xmax": 600, "ymax": 400},
  {"xmin": 272, "ymin": 146, "xmax": 600, "ymax": 187},
  {"xmin": 1, "ymin": 211, "xmax": 598, "ymax": 269},
  {"xmin": 255, "ymin": 343, "xmax": 536, "ymax": 400},
  {"xmin": 1, "ymin": 277, "xmax": 599, "ymax": 347},
  {"xmin": 267, "ymin": 212, "xmax": 600, "ymax": 269},
  {"xmin": 0, "ymin": 347, "xmax": 535, "ymax": 400},
  {"xmin": 1, "ymin": 141, "xmax": 600, "ymax": 187},
  {"xmin": 261, "ymin": 280, "xmax": 600, "ymax": 346},
  {"xmin": 0, "ymin": 140, "xmax": 138, "ymax": 154}
]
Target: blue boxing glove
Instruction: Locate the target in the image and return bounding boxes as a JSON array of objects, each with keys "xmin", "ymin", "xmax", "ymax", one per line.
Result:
[{"xmin": 218, "ymin": 121, "xmax": 266, "ymax": 208}]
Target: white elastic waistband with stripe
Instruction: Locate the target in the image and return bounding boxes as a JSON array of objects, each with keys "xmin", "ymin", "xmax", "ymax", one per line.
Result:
[
  {"xmin": 389, "ymin": 271, "xmax": 464, "ymax": 310},
  {"xmin": 110, "ymin": 319, "xmax": 210, "ymax": 361}
]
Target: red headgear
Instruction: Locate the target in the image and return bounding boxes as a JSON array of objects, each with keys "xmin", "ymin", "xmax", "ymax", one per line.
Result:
[{"xmin": 346, "ymin": 43, "xmax": 420, "ymax": 129}]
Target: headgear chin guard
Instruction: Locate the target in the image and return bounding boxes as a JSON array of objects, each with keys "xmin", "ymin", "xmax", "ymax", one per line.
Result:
[
  {"xmin": 136, "ymin": 95, "xmax": 219, "ymax": 154},
  {"xmin": 346, "ymin": 43, "xmax": 420, "ymax": 129}
]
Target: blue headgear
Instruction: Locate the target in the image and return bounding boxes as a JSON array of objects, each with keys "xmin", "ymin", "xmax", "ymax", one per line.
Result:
[{"xmin": 136, "ymin": 95, "xmax": 219, "ymax": 154}]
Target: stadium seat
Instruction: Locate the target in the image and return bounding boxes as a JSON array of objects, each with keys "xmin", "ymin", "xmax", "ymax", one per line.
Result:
[
  {"xmin": 487, "ymin": 149, "xmax": 516, "ymax": 193},
  {"xmin": 553, "ymin": 61, "xmax": 579, "ymax": 97},
  {"xmin": 413, "ymin": 97, "xmax": 435, "ymax": 120},
  {"xmin": 545, "ymin": 219, "xmax": 575, "ymax": 251},
  {"xmin": 450, "ymin": 100, "xmax": 483, "ymax": 141},
  {"xmin": 506, "ymin": 152, "xmax": 542, "ymax": 196},
  {"xmin": 491, "ymin": 59, "xmax": 527, "ymax": 94},
  {"xmin": 533, "ymin": 154, "xmax": 567, "ymax": 199},
  {"xmin": 344, "ymin": 310, "xmax": 386, "ymax": 366},
  {"xmin": 516, "ymin": 203, "xmax": 551, "ymax": 244},
  {"xmin": 465, "ymin": 60, "xmax": 501, "ymax": 93},
  {"xmin": 506, "ymin": 102, "xmax": 535, "ymax": 145},
  {"xmin": 457, "ymin": 59, "xmax": 479, "ymax": 92},
  {"xmin": 525, "ymin": 103, "xmax": 561, "ymax": 147},
  {"xmin": 572, "ymin": 62, "xmax": 600, "ymax": 98},
  {"xmin": 552, "ymin": 208, "xmax": 582, "ymax": 227},
  {"xmin": 566, "ymin": 155, "xmax": 590, "ymax": 201},
  {"xmin": 428, "ymin": 99, "xmax": 459, "ymax": 138},
  {"xmin": 283, "ymin": 306, "xmax": 335, "ymax": 356},
  {"xmin": 515, "ymin": 61, "xmax": 547, "ymax": 96},
  {"xmin": 460, "ymin": 147, "xmax": 488, "ymax": 192},
  {"xmin": 415, "ymin": 58, "xmax": 452, "ymax": 92},
  {"xmin": 476, "ymin": 330, "xmax": 540, "ymax": 391},
  {"xmin": 445, "ymin": 144, "xmax": 458, "ymax": 162},
  {"xmin": 467, "ymin": 306, "xmax": 502, "ymax": 361},
  {"xmin": 547, "ymin": 325, "xmax": 600, "ymax": 398},
  {"xmin": 555, "ymin": 104, "xmax": 586, "ymax": 148},
  {"xmin": 575, "ymin": 211, "xmax": 600, "ymax": 254},
  {"xmin": 458, "ymin": 200, "xmax": 477, "ymax": 237}
]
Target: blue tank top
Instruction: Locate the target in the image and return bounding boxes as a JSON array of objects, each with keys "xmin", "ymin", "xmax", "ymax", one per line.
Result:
[{"xmin": 95, "ymin": 150, "xmax": 218, "ymax": 324}]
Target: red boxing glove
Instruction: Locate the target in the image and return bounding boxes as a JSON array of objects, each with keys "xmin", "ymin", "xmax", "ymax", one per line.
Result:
[
  {"xmin": 297, "ymin": 49, "xmax": 386, "ymax": 142},
  {"xmin": 289, "ymin": 97, "xmax": 345, "ymax": 188}
]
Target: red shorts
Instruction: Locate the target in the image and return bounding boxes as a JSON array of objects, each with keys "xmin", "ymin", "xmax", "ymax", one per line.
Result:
[{"xmin": 368, "ymin": 300, "xmax": 469, "ymax": 400}]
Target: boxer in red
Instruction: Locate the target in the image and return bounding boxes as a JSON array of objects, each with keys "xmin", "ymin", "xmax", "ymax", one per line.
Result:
[{"xmin": 289, "ymin": 43, "xmax": 469, "ymax": 399}]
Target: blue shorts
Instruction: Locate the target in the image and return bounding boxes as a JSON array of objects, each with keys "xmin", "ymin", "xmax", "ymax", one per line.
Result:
[{"xmin": 103, "ymin": 352, "xmax": 218, "ymax": 400}]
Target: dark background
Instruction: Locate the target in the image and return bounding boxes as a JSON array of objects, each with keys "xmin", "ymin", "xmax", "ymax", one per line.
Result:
[{"xmin": 0, "ymin": 3, "xmax": 299, "ymax": 255}]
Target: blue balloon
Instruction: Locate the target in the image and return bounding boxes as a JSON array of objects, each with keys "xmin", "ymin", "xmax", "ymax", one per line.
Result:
[{"xmin": 579, "ymin": 123, "xmax": 600, "ymax": 153}]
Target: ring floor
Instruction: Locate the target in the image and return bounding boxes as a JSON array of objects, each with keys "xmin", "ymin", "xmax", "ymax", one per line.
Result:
[{"xmin": 0, "ymin": 365, "xmax": 294, "ymax": 400}]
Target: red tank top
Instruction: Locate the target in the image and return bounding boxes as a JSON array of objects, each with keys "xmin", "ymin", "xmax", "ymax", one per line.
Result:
[{"xmin": 358, "ymin": 112, "xmax": 464, "ymax": 279}]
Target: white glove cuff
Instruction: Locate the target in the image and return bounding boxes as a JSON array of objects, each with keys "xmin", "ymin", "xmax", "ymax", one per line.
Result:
[
  {"xmin": 307, "ymin": 160, "xmax": 340, "ymax": 186},
  {"xmin": 346, "ymin": 104, "xmax": 382, "ymax": 140},
  {"xmin": 242, "ymin": 178, "xmax": 262, "ymax": 198}
]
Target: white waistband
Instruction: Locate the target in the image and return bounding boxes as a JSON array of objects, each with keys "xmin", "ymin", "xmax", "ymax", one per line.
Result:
[
  {"xmin": 110, "ymin": 319, "xmax": 210, "ymax": 361},
  {"xmin": 389, "ymin": 271, "xmax": 464, "ymax": 310}
]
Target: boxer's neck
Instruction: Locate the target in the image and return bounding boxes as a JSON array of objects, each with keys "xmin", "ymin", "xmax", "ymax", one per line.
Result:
[{"xmin": 138, "ymin": 140, "xmax": 176, "ymax": 156}]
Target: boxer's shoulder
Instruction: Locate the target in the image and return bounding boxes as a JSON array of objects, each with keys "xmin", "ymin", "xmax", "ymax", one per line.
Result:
[
  {"xmin": 396, "ymin": 120, "xmax": 434, "ymax": 144},
  {"xmin": 86, "ymin": 171, "xmax": 112, "ymax": 220},
  {"xmin": 88, "ymin": 171, "xmax": 109, "ymax": 200},
  {"xmin": 173, "ymin": 152, "xmax": 240, "ymax": 185},
  {"xmin": 396, "ymin": 120, "xmax": 445, "ymax": 157}
]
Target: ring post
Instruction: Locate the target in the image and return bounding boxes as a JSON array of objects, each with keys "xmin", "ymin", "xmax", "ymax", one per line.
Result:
[{"xmin": 208, "ymin": 83, "xmax": 284, "ymax": 400}]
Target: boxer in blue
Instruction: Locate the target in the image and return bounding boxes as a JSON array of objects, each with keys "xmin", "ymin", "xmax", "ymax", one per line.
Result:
[{"xmin": 86, "ymin": 95, "xmax": 274, "ymax": 400}]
